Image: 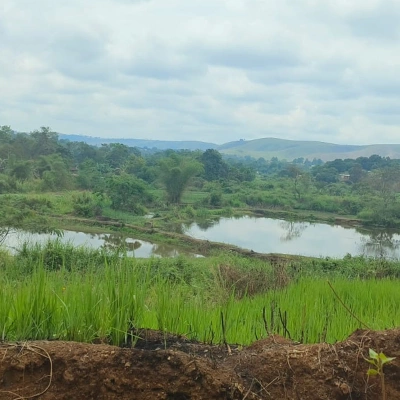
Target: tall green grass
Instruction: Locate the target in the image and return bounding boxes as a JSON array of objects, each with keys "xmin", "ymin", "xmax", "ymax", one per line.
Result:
[{"xmin": 1, "ymin": 242, "xmax": 400, "ymax": 345}]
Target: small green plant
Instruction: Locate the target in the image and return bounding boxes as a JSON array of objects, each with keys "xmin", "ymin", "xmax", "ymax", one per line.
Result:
[{"xmin": 366, "ymin": 348, "xmax": 396, "ymax": 400}]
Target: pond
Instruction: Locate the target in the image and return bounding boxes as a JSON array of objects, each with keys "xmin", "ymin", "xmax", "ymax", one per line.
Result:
[
  {"xmin": 183, "ymin": 216, "xmax": 400, "ymax": 259},
  {"xmin": 2, "ymin": 216, "xmax": 399, "ymax": 259},
  {"xmin": 1, "ymin": 230, "xmax": 200, "ymax": 258}
]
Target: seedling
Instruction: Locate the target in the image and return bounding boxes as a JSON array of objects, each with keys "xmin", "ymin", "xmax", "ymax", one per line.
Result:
[{"xmin": 366, "ymin": 348, "xmax": 396, "ymax": 400}]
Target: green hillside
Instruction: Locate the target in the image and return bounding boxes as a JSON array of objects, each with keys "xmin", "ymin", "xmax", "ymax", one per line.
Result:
[
  {"xmin": 60, "ymin": 134, "xmax": 400, "ymax": 162},
  {"xmin": 218, "ymin": 138, "xmax": 400, "ymax": 161}
]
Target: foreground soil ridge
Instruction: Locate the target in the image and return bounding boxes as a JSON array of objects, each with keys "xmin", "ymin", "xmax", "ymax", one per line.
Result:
[{"xmin": 1, "ymin": 328, "xmax": 399, "ymax": 399}]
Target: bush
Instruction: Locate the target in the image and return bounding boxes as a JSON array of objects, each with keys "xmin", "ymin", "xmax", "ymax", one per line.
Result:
[
  {"xmin": 183, "ymin": 205, "xmax": 196, "ymax": 218},
  {"xmin": 305, "ymin": 197, "xmax": 340, "ymax": 213},
  {"xmin": 0, "ymin": 176, "xmax": 10, "ymax": 193},
  {"xmin": 209, "ymin": 192, "xmax": 223, "ymax": 207},
  {"xmin": 72, "ymin": 192, "xmax": 104, "ymax": 218},
  {"xmin": 17, "ymin": 196, "xmax": 53, "ymax": 212},
  {"xmin": 106, "ymin": 175, "xmax": 153, "ymax": 214},
  {"xmin": 339, "ymin": 198, "xmax": 363, "ymax": 215}
]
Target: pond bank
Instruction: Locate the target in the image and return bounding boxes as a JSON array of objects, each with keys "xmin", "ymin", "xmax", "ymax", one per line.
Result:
[{"xmin": 51, "ymin": 215, "xmax": 306, "ymax": 264}]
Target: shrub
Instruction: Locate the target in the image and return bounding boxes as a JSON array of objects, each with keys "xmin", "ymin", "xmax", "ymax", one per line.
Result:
[
  {"xmin": 209, "ymin": 192, "xmax": 223, "ymax": 207},
  {"xmin": 72, "ymin": 192, "xmax": 104, "ymax": 218}
]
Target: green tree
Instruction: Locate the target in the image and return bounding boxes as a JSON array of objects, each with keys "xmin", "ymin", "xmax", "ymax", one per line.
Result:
[
  {"xmin": 349, "ymin": 164, "xmax": 365, "ymax": 183},
  {"xmin": 0, "ymin": 126, "xmax": 13, "ymax": 144},
  {"xmin": 368, "ymin": 166, "xmax": 400, "ymax": 207},
  {"xmin": 10, "ymin": 161, "xmax": 32, "ymax": 182},
  {"xmin": 76, "ymin": 159, "xmax": 105, "ymax": 190},
  {"xmin": 106, "ymin": 174, "xmax": 153, "ymax": 214},
  {"xmin": 122, "ymin": 154, "xmax": 145, "ymax": 175},
  {"xmin": 10, "ymin": 132, "xmax": 33, "ymax": 159},
  {"xmin": 30, "ymin": 127, "xmax": 60, "ymax": 157},
  {"xmin": 286, "ymin": 165, "xmax": 311, "ymax": 200},
  {"xmin": 34, "ymin": 154, "xmax": 73, "ymax": 190},
  {"xmin": 360, "ymin": 166, "xmax": 400, "ymax": 226},
  {"xmin": 313, "ymin": 166, "xmax": 338, "ymax": 184},
  {"xmin": 201, "ymin": 149, "xmax": 228, "ymax": 181},
  {"xmin": 66, "ymin": 141, "xmax": 100, "ymax": 164},
  {"xmin": 101, "ymin": 143, "xmax": 131, "ymax": 169},
  {"xmin": 159, "ymin": 155, "xmax": 203, "ymax": 203}
]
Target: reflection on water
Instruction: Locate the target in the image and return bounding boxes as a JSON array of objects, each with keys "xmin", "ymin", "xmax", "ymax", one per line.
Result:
[
  {"xmin": 183, "ymin": 218, "xmax": 220, "ymax": 232},
  {"xmin": 279, "ymin": 221, "xmax": 309, "ymax": 242},
  {"xmin": 1, "ymin": 230, "xmax": 199, "ymax": 258},
  {"xmin": 3, "ymin": 217, "xmax": 400, "ymax": 259},
  {"xmin": 358, "ymin": 230, "xmax": 400, "ymax": 259},
  {"xmin": 184, "ymin": 216, "xmax": 400, "ymax": 259}
]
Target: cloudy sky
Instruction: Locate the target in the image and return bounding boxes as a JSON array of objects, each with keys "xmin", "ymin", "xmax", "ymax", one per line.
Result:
[{"xmin": 1, "ymin": 0, "xmax": 400, "ymax": 144}]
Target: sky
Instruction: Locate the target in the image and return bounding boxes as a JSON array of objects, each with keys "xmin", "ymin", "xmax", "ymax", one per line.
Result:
[{"xmin": 1, "ymin": 0, "xmax": 400, "ymax": 145}]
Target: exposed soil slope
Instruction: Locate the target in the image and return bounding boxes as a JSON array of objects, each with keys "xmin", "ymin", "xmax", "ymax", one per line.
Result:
[{"xmin": 1, "ymin": 329, "xmax": 399, "ymax": 399}]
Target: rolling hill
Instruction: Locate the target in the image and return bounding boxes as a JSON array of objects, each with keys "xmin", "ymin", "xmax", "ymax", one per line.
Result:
[
  {"xmin": 217, "ymin": 138, "xmax": 400, "ymax": 161},
  {"xmin": 59, "ymin": 134, "xmax": 400, "ymax": 162}
]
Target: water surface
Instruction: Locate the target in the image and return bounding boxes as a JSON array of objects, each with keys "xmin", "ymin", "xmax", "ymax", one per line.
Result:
[
  {"xmin": 2, "ymin": 230, "xmax": 198, "ymax": 258},
  {"xmin": 184, "ymin": 216, "xmax": 400, "ymax": 259}
]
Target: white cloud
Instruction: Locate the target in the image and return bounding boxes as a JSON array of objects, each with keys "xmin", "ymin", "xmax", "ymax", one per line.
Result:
[{"xmin": 1, "ymin": 0, "xmax": 399, "ymax": 145}]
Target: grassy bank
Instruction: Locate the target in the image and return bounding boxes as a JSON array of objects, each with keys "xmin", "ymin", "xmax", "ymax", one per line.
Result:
[{"xmin": 1, "ymin": 242, "xmax": 399, "ymax": 345}]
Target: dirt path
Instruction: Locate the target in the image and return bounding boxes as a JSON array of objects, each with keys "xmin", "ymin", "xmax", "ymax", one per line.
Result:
[{"xmin": 1, "ymin": 329, "xmax": 399, "ymax": 399}]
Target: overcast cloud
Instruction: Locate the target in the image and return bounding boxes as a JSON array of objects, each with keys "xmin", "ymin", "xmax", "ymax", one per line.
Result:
[{"xmin": 1, "ymin": 0, "xmax": 400, "ymax": 144}]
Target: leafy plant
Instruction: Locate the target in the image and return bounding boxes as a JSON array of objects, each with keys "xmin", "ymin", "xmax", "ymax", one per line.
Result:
[
  {"xmin": 366, "ymin": 348, "xmax": 396, "ymax": 400},
  {"xmin": 158, "ymin": 155, "xmax": 203, "ymax": 204},
  {"xmin": 72, "ymin": 191, "xmax": 104, "ymax": 217}
]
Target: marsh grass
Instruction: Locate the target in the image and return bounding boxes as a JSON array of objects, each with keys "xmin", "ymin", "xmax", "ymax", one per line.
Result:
[{"xmin": 1, "ymin": 242, "xmax": 400, "ymax": 345}]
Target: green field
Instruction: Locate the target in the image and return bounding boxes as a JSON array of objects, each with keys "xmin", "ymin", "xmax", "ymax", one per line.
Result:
[{"xmin": 1, "ymin": 242, "xmax": 399, "ymax": 345}]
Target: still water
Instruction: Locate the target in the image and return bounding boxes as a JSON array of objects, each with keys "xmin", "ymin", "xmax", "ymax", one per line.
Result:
[
  {"xmin": 2, "ymin": 216, "xmax": 400, "ymax": 259},
  {"xmin": 184, "ymin": 216, "xmax": 400, "ymax": 259},
  {"xmin": 1, "ymin": 230, "xmax": 198, "ymax": 258}
]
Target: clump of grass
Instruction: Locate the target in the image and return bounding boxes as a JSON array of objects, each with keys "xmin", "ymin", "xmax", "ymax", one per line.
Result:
[
  {"xmin": 14, "ymin": 239, "xmax": 119, "ymax": 273},
  {"xmin": 214, "ymin": 262, "xmax": 289, "ymax": 299}
]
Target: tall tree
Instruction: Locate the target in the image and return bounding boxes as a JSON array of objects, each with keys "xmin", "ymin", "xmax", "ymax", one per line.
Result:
[
  {"xmin": 362, "ymin": 166, "xmax": 400, "ymax": 226},
  {"xmin": 201, "ymin": 149, "xmax": 228, "ymax": 181},
  {"xmin": 0, "ymin": 126, "xmax": 13, "ymax": 144},
  {"xmin": 30, "ymin": 127, "xmax": 59, "ymax": 157},
  {"xmin": 159, "ymin": 155, "xmax": 203, "ymax": 203},
  {"xmin": 286, "ymin": 165, "xmax": 311, "ymax": 200},
  {"xmin": 101, "ymin": 143, "xmax": 131, "ymax": 169}
]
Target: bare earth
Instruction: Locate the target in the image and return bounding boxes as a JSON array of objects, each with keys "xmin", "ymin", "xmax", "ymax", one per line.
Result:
[{"xmin": 1, "ymin": 329, "xmax": 399, "ymax": 399}]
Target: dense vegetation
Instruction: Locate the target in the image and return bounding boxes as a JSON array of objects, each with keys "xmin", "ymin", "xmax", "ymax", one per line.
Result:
[
  {"xmin": 1, "ymin": 125, "xmax": 400, "ymax": 234},
  {"xmin": 1, "ymin": 125, "xmax": 400, "ymax": 347}
]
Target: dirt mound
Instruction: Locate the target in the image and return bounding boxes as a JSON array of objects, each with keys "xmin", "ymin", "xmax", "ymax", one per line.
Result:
[{"xmin": 1, "ymin": 329, "xmax": 399, "ymax": 399}]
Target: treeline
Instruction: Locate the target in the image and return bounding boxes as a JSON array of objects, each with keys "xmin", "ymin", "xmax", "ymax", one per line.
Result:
[
  {"xmin": 0, "ymin": 126, "xmax": 255, "ymax": 215},
  {"xmin": 311, "ymin": 155, "xmax": 400, "ymax": 184},
  {"xmin": 1, "ymin": 125, "xmax": 400, "ymax": 228}
]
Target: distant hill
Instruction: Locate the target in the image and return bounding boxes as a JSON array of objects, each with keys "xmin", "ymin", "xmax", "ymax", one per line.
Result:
[
  {"xmin": 217, "ymin": 138, "xmax": 400, "ymax": 161},
  {"xmin": 59, "ymin": 134, "xmax": 400, "ymax": 162},
  {"xmin": 59, "ymin": 134, "xmax": 217, "ymax": 151}
]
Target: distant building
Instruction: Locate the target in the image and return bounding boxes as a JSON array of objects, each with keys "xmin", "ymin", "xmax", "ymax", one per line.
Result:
[{"xmin": 339, "ymin": 173, "xmax": 350, "ymax": 182}]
